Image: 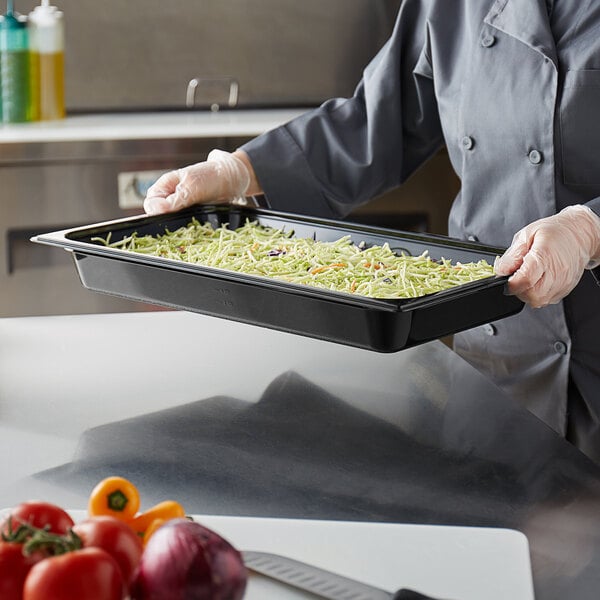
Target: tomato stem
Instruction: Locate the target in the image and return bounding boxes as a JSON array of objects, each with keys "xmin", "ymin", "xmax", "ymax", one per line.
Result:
[{"xmin": 2, "ymin": 517, "xmax": 82, "ymax": 556}]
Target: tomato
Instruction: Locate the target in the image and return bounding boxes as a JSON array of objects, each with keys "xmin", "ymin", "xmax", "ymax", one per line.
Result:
[
  {"xmin": 1, "ymin": 501, "xmax": 74, "ymax": 536},
  {"xmin": 72, "ymin": 516, "xmax": 143, "ymax": 588},
  {"xmin": 23, "ymin": 547, "xmax": 123, "ymax": 600},
  {"xmin": 0, "ymin": 542, "xmax": 44, "ymax": 600},
  {"xmin": 88, "ymin": 477, "xmax": 141, "ymax": 522}
]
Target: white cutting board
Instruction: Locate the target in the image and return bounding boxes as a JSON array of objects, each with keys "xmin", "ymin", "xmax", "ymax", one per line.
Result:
[
  {"xmin": 6, "ymin": 510, "xmax": 535, "ymax": 600},
  {"xmin": 185, "ymin": 515, "xmax": 535, "ymax": 600}
]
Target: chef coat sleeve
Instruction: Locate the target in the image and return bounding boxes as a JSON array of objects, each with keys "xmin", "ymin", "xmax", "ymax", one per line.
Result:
[
  {"xmin": 239, "ymin": 1, "xmax": 444, "ymax": 219},
  {"xmin": 586, "ymin": 197, "xmax": 600, "ymax": 220}
]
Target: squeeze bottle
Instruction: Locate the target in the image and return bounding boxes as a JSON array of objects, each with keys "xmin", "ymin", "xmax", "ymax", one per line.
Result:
[
  {"xmin": 0, "ymin": 0, "xmax": 35, "ymax": 123},
  {"xmin": 28, "ymin": 0, "xmax": 64, "ymax": 120}
]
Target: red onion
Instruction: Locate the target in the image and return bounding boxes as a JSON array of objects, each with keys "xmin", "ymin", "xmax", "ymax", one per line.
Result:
[{"xmin": 130, "ymin": 519, "xmax": 247, "ymax": 600}]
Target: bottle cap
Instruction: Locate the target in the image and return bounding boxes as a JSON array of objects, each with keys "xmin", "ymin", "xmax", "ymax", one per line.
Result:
[
  {"xmin": 29, "ymin": 0, "xmax": 63, "ymax": 53},
  {"xmin": 1, "ymin": 0, "xmax": 26, "ymax": 31},
  {"xmin": 1, "ymin": 2, "xmax": 27, "ymax": 53},
  {"xmin": 29, "ymin": 0, "xmax": 63, "ymax": 26}
]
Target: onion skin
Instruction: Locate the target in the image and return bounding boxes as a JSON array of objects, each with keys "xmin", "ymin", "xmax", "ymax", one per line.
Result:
[{"xmin": 130, "ymin": 519, "xmax": 247, "ymax": 600}]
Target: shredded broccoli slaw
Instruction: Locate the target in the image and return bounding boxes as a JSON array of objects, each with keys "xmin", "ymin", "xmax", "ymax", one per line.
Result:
[{"xmin": 93, "ymin": 218, "xmax": 495, "ymax": 300}]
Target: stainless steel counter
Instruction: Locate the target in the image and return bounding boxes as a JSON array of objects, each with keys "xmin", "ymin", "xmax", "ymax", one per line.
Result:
[{"xmin": 1, "ymin": 311, "xmax": 600, "ymax": 599}]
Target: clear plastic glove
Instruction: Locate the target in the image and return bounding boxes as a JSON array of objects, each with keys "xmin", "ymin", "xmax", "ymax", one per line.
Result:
[
  {"xmin": 143, "ymin": 149, "xmax": 251, "ymax": 215},
  {"xmin": 494, "ymin": 205, "xmax": 600, "ymax": 308}
]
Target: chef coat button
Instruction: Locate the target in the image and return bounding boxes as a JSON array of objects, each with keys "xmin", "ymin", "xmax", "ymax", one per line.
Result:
[
  {"xmin": 481, "ymin": 35, "xmax": 496, "ymax": 47},
  {"xmin": 528, "ymin": 149, "xmax": 543, "ymax": 165},
  {"xmin": 467, "ymin": 234, "xmax": 479, "ymax": 242},
  {"xmin": 462, "ymin": 136, "xmax": 474, "ymax": 150},
  {"xmin": 553, "ymin": 341, "xmax": 568, "ymax": 355},
  {"xmin": 483, "ymin": 323, "xmax": 497, "ymax": 336}
]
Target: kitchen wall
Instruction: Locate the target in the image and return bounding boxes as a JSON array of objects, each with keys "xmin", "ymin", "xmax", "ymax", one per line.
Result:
[{"xmin": 15, "ymin": 0, "xmax": 402, "ymax": 111}]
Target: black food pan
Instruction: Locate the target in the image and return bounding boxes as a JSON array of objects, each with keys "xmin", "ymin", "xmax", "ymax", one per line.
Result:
[{"xmin": 31, "ymin": 205, "xmax": 524, "ymax": 352}]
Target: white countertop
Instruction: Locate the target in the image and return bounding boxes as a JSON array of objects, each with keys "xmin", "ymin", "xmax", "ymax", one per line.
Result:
[
  {"xmin": 0, "ymin": 109, "xmax": 308, "ymax": 143},
  {"xmin": 58, "ymin": 512, "xmax": 534, "ymax": 600}
]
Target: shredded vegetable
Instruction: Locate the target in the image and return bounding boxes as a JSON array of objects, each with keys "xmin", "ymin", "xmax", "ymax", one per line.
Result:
[{"xmin": 93, "ymin": 218, "xmax": 495, "ymax": 299}]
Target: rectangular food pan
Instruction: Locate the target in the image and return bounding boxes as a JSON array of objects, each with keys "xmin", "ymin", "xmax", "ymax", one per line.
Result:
[{"xmin": 31, "ymin": 205, "xmax": 524, "ymax": 352}]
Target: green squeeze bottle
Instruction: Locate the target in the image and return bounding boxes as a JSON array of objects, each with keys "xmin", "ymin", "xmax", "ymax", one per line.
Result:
[{"xmin": 0, "ymin": 0, "xmax": 36, "ymax": 123}]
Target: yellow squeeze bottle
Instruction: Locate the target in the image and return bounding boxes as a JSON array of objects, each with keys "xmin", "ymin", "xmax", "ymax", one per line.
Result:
[{"xmin": 28, "ymin": 0, "xmax": 64, "ymax": 120}]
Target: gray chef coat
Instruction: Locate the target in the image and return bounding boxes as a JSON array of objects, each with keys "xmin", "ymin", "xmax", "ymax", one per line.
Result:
[{"xmin": 240, "ymin": 0, "xmax": 600, "ymax": 450}]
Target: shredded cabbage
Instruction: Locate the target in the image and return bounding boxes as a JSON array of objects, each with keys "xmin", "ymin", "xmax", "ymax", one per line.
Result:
[{"xmin": 93, "ymin": 218, "xmax": 495, "ymax": 299}]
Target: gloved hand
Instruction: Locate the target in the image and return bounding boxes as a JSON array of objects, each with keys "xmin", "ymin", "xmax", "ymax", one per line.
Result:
[
  {"xmin": 143, "ymin": 149, "xmax": 252, "ymax": 215},
  {"xmin": 494, "ymin": 205, "xmax": 600, "ymax": 308}
]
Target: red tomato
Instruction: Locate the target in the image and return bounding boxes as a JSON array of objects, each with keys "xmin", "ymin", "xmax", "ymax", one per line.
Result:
[
  {"xmin": 1, "ymin": 501, "xmax": 74, "ymax": 536},
  {"xmin": 23, "ymin": 547, "xmax": 123, "ymax": 600},
  {"xmin": 0, "ymin": 542, "xmax": 44, "ymax": 600},
  {"xmin": 72, "ymin": 516, "xmax": 143, "ymax": 588}
]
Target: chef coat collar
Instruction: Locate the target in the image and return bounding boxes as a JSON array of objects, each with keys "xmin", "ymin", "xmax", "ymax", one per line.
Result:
[{"xmin": 485, "ymin": 0, "xmax": 558, "ymax": 65}]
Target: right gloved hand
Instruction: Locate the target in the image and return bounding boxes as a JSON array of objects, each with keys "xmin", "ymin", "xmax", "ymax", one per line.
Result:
[
  {"xmin": 494, "ymin": 204, "xmax": 600, "ymax": 307},
  {"xmin": 143, "ymin": 149, "xmax": 252, "ymax": 215}
]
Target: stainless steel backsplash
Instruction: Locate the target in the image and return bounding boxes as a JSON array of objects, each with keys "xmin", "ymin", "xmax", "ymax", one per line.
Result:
[{"xmin": 16, "ymin": 0, "xmax": 401, "ymax": 112}]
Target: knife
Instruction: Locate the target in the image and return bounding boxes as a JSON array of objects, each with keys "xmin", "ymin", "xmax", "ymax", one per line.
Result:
[{"xmin": 242, "ymin": 550, "xmax": 449, "ymax": 600}]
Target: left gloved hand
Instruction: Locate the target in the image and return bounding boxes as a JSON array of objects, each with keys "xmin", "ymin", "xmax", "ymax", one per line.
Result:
[
  {"xmin": 143, "ymin": 150, "xmax": 253, "ymax": 216},
  {"xmin": 494, "ymin": 205, "xmax": 600, "ymax": 308}
]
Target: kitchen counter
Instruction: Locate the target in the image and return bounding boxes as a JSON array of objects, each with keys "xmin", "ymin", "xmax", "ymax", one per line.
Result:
[
  {"xmin": 2, "ymin": 311, "xmax": 600, "ymax": 599},
  {"xmin": 0, "ymin": 109, "xmax": 308, "ymax": 144}
]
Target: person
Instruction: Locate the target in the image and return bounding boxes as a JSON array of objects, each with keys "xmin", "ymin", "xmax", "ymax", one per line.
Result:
[{"xmin": 143, "ymin": 1, "xmax": 600, "ymax": 461}]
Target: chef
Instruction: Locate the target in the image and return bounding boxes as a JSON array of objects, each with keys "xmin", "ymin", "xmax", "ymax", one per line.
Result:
[{"xmin": 144, "ymin": 1, "xmax": 600, "ymax": 462}]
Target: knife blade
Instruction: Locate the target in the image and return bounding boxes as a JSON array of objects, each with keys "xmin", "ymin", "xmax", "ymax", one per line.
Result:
[{"xmin": 242, "ymin": 550, "xmax": 447, "ymax": 600}]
